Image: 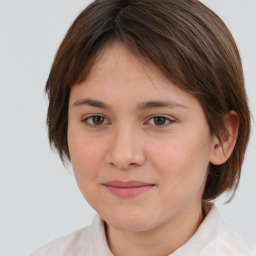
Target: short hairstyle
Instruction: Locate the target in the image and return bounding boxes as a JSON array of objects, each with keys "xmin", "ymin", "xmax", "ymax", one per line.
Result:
[{"xmin": 45, "ymin": 0, "xmax": 251, "ymax": 201}]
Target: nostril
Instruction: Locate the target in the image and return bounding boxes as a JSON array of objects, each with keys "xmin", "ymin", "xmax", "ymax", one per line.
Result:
[
  {"xmin": 105, "ymin": 135, "xmax": 146, "ymax": 169},
  {"xmin": 107, "ymin": 160, "xmax": 139, "ymax": 170}
]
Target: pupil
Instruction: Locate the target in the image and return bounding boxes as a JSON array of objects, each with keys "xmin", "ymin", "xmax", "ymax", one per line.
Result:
[
  {"xmin": 93, "ymin": 116, "xmax": 104, "ymax": 125},
  {"xmin": 154, "ymin": 117, "xmax": 166, "ymax": 125}
]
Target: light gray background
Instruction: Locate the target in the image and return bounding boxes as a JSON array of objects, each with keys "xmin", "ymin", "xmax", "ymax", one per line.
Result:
[{"xmin": 0, "ymin": 0, "xmax": 255, "ymax": 255}]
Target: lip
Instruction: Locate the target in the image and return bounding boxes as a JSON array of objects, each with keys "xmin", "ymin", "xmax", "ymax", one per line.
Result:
[{"xmin": 103, "ymin": 180, "xmax": 155, "ymax": 198}]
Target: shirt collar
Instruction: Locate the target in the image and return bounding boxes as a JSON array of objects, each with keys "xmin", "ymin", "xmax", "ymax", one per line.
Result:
[{"xmin": 88, "ymin": 203, "xmax": 219, "ymax": 256}]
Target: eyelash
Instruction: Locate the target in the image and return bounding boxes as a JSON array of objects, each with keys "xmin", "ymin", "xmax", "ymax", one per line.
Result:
[{"xmin": 81, "ymin": 115, "xmax": 175, "ymax": 128}]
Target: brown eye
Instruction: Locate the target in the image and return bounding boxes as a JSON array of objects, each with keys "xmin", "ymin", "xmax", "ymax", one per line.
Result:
[
  {"xmin": 147, "ymin": 115, "xmax": 174, "ymax": 128},
  {"xmin": 153, "ymin": 116, "xmax": 167, "ymax": 126},
  {"xmin": 92, "ymin": 116, "xmax": 105, "ymax": 125},
  {"xmin": 82, "ymin": 115, "xmax": 108, "ymax": 126}
]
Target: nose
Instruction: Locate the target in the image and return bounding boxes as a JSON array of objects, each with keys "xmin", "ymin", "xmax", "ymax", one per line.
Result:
[{"xmin": 105, "ymin": 124, "xmax": 146, "ymax": 170}]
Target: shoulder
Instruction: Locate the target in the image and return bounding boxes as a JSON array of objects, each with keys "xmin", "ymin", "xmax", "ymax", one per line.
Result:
[
  {"xmin": 212, "ymin": 221, "xmax": 254, "ymax": 255},
  {"xmin": 31, "ymin": 214, "xmax": 112, "ymax": 256},
  {"xmin": 201, "ymin": 205, "xmax": 255, "ymax": 256},
  {"xmin": 172, "ymin": 204, "xmax": 255, "ymax": 256},
  {"xmin": 31, "ymin": 225, "xmax": 89, "ymax": 256}
]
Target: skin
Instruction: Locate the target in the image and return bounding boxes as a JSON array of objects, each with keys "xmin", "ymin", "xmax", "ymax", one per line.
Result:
[{"xmin": 67, "ymin": 41, "xmax": 238, "ymax": 256}]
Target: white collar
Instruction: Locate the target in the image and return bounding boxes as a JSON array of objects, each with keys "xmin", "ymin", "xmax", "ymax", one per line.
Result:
[
  {"xmin": 88, "ymin": 204, "xmax": 219, "ymax": 255},
  {"xmin": 87, "ymin": 204, "xmax": 253, "ymax": 256}
]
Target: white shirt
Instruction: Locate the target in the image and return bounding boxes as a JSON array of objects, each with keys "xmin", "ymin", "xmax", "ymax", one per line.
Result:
[{"xmin": 31, "ymin": 205, "xmax": 255, "ymax": 256}]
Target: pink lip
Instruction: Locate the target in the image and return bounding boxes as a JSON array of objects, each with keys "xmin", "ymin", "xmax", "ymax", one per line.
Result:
[{"xmin": 103, "ymin": 180, "xmax": 154, "ymax": 198}]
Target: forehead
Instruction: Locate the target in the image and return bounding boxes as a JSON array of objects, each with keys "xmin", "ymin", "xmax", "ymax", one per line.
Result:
[
  {"xmin": 74, "ymin": 41, "xmax": 175, "ymax": 94},
  {"xmin": 89, "ymin": 41, "xmax": 155, "ymax": 83},
  {"xmin": 70, "ymin": 41, "xmax": 201, "ymax": 111}
]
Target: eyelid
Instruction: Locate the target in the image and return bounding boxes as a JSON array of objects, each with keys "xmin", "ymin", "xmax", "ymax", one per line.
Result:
[
  {"xmin": 81, "ymin": 114, "xmax": 110, "ymax": 127},
  {"xmin": 80, "ymin": 114, "xmax": 175, "ymax": 128},
  {"xmin": 145, "ymin": 115, "xmax": 175, "ymax": 128}
]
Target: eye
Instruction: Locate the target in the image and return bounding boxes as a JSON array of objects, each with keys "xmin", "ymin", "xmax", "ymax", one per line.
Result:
[
  {"xmin": 81, "ymin": 115, "xmax": 109, "ymax": 127},
  {"xmin": 147, "ymin": 115, "xmax": 174, "ymax": 127}
]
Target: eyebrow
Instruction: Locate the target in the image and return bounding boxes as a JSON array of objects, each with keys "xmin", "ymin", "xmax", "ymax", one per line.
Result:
[
  {"xmin": 137, "ymin": 100, "xmax": 188, "ymax": 110},
  {"xmin": 72, "ymin": 99, "xmax": 111, "ymax": 109},
  {"xmin": 72, "ymin": 98, "xmax": 188, "ymax": 110}
]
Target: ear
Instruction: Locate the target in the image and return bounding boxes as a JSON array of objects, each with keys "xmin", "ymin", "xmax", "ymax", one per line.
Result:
[{"xmin": 210, "ymin": 110, "xmax": 239, "ymax": 165}]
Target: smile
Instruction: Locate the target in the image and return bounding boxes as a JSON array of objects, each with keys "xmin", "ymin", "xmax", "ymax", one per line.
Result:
[{"xmin": 103, "ymin": 180, "xmax": 155, "ymax": 198}]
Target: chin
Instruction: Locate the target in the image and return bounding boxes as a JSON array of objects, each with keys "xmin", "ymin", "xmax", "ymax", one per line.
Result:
[
  {"xmin": 101, "ymin": 209, "xmax": 157, "ymax": 232},
  {"xmin": 110, "ymin": 220, "xmax": 153, "ymax": 232}
]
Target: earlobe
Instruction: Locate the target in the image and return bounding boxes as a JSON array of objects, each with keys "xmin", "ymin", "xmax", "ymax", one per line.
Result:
[{"xmin": 210, "ymin": 111, "xmax": 239, "ymax": 165}]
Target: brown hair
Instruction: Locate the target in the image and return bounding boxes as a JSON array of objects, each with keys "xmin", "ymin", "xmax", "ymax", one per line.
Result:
[{"xmin": 46, "ymin": 0, "xmax": 251, "ymax": 201}]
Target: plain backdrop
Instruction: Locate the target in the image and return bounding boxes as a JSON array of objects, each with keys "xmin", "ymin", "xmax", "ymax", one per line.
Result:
[{"xmin": 0, "ymin": 0, "xmax": 255, "ymax": 255}]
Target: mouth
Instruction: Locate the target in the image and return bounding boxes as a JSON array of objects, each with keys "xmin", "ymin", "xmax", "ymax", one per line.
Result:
[{"xmin": 103, "ymin": 180, "xmax": 155, "ymax": 198}]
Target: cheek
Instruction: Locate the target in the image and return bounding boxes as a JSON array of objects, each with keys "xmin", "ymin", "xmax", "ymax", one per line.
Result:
[
  {"xmin": 68, "ymin": 137, "xmax": 106, "ymax": 208},
  {"xmin": 149, "ymin": 134, "xmax": 210, "ymax": 191},
  {"xmin": 68, "ymin": 130, "xmax": 105, "ymax": 186}
]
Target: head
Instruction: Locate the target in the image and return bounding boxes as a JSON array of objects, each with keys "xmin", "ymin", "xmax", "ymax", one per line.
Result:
[{"xmin": 46, "ymin": 0, "xmax": 250, "ymax": 206}]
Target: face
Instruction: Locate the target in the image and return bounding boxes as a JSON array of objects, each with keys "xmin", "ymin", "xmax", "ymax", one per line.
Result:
[{"xmin": 68, "ymin": 41, "xmax": 217, "ymax": 232}]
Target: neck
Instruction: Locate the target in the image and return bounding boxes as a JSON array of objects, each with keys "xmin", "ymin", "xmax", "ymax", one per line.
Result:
[{"xmin": 105, "ymin": 201, "xmax": 206, "ymax": 256}]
